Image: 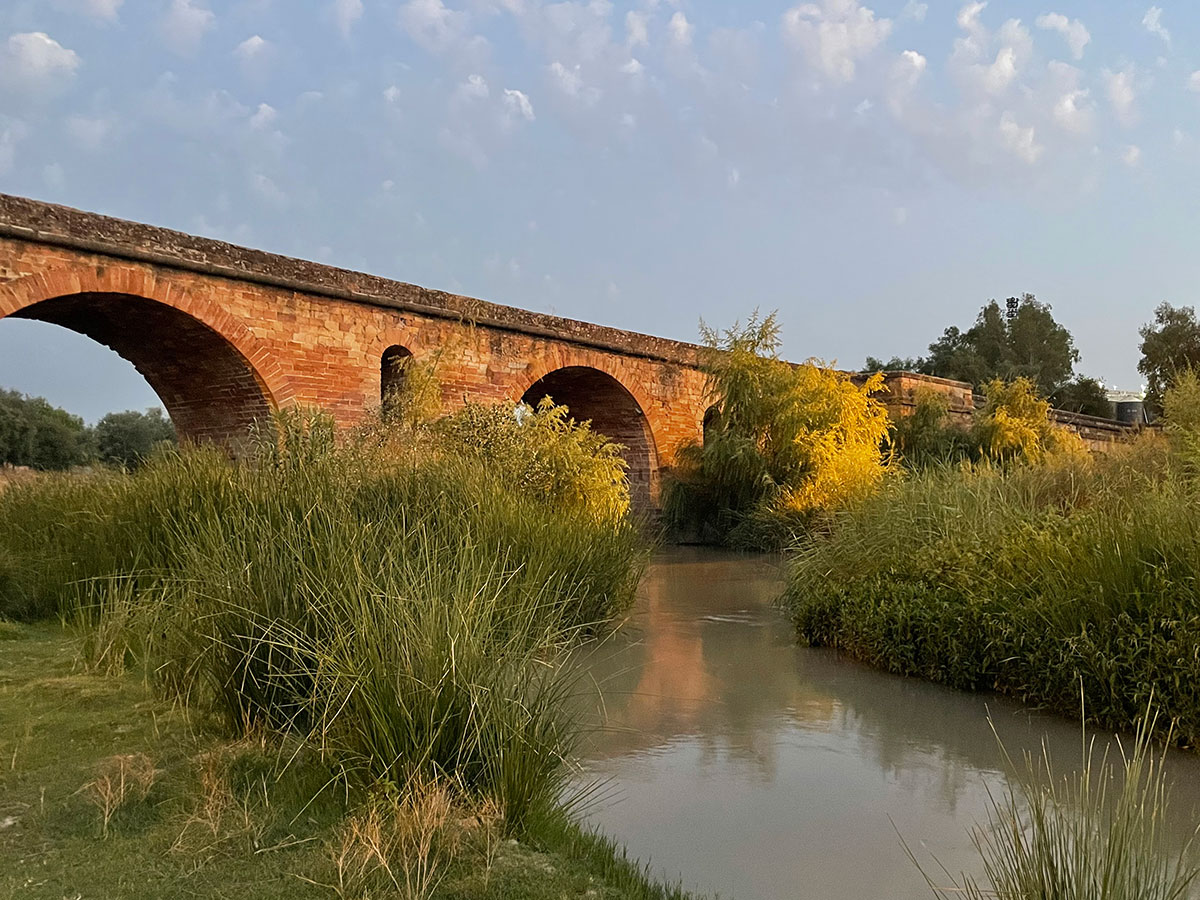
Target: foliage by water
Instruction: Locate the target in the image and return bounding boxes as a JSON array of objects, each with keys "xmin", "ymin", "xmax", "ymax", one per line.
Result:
[
  {"xmin": 663, "ymin": 311, "xmax": 894, "ymax": 549},
  {"xmin": 0, "ymin": 404, "xmax": 647, "ymax": 840},
  {"xmin": 783, "ymin": 424, "xmax": 1200, "ymax": 743},
  {"xmin": 913, "ymin": 711, "xmax": 1200, "ymax": 900}
]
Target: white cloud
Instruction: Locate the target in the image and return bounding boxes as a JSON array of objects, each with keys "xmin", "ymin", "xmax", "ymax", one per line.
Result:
[
  {"xmin": 249, "ymin": 102, "xmax": 276, "ymax": 129},
  {"xmin": 161, "ymin": 0, "xmax": 215, "ymax": 55},
  {"xmin": 502, "ymin": 88, "xmax": 534, "ymax": 121},
  {"xmin": 332, "ymin": 0, "xmax": 363, "ymax": 38},
  {"xmin": 728, "ymin": 166, "xmax": 741, "ymax": 188},
  {"xmin": 1104, "ymin": 67, "xmax": 1137, "ymax": 126},
  {"xmin": 957, "ymin": 2, "xmax": 986, "ymax": 35},
  {"xmin": 620, "ymin": 57, "xmax": 643, "ymax": 75},
  {"xmin": 1142, "ymin": 6, "xmax": 1169, "ymax": 44},
  {"xmin": 900, "ymin": 2, "xmax": 927, "ymax": 23},
  {"xmin": 1047, "ymin": 62, "xmax": 1092, "ymax": 135},
  {"xmin": 235, "ymin": 35, "xmax": 268, "ymax": 61},
  {"xmin": 547, "ymin": 60, "xmax": 600, "ymax": 104},
  {"xmin": 400, "ymin": 0, "xmax": 473, "ymax": 54},
  {"xmin": 0, "ymin": 32, "xmax": 80, "ymax": 95},
  {"xmin": 893, "ymin": 206, "xmax": 908, "ymax": 226},
  {"xmin": 55, "ymin": 0, "xmax": 123, "ymax": 20},
  {"xmin": 625, "ymin": 10, "xmax": 647, "ymax": 48},
  {"xmin": 1121, "ymin": 144, "xmax": 1141, "ymax": 167},
  {"xmin": 782, "ymin": 0, "xmax": 893, "ymax": 83},
  {"xmin": 455, "ymin": 73, "xmax": 489, "ymax": 103},
  {"xmin": 668, "ymin": 12, "xmax": 693, "ymax": 46},
  {"xmin": 250, "ymin": 172, "xmax": 287, "ymax": 206},
  {"xmin": 1035, "ymin": 13, "xmax": 1090, "ymax": 60},
  {"xmin": 998, "ymin": 112, "xmax": 1042, "ymax": 164},
  {"xmin": 383, "ymin": 84, "xmax": 401, "ymax": 104},
  {"xmin": 951, "ymin": 12, "xmax": 1032, "ymax": 99},
  {"xmin": 1188, "ymin": 70, "xmax": 1200, "ymax": 93}
]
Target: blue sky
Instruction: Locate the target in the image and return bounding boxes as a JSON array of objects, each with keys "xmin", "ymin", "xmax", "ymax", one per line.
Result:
[{"xmin": 1, "ymin": 0, "xmax": 1199, "ymax": 421}]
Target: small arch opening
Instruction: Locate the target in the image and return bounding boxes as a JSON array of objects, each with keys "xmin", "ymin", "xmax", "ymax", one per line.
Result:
[{"xmin": 381, "ymin": 345, "xmax": 414, "ymax": 418}]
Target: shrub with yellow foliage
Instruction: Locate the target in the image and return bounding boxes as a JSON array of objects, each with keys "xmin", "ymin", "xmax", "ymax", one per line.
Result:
[
  {"xmin": 973, "ymin": 377, "xmax": 1087, "ymax": 463},
  {"xmin": 663, "ymin": 311, "xmax": 894, "ymax": 549}
]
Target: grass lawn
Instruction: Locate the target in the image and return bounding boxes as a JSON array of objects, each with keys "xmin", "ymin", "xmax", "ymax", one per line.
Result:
[{"xmin": 0, "ymin": 622, "xmax": 692, "ymax": 900}]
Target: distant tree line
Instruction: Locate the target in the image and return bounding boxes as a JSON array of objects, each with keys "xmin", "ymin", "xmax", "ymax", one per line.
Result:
[
  {"xmin": 0, "ymin": 390, "xmax": 176, "ymax": 471},
  {"xmin": 865, "ymin": 294, "xmax": 1200, "ymax": 419}
]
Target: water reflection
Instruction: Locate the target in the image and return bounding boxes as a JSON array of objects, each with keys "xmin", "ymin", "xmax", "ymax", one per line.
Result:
[{"xmin": 573, "ymin": 547, "xmax": 1200, "ymax": 900}]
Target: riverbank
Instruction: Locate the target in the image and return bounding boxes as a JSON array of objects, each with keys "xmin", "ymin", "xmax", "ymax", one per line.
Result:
[
  {"xmin": 784, "ymin": 442, "xmax": 1200, "ymax": 745},
  {"xmin": 0, "ymin": 622, "xmax": 692, "ymax": 900}
]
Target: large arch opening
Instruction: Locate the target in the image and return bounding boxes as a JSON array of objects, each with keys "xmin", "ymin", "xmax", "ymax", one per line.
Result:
[
  {"xmin": 521, "ymin": 366, "xmax": 658, "ymax": 511},
  {"xmin": 4, "ymin": 292, "xmax": 274, "ymax": 444}
]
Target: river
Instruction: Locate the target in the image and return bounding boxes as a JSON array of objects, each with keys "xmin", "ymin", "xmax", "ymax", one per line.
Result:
[{"xmin": 574, "ymin": 547, "xmax": 1200, "ymax": 900}]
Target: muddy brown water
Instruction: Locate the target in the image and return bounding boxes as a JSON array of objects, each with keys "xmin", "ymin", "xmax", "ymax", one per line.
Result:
[{"xmin": 572, "ymin": 547, "xmax": 1200, "ymax": 900}]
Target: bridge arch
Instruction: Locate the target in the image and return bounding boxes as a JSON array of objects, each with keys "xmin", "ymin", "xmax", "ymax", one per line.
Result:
[
  {"xmin": 520, "ymin": 365, "xmax": 659, "ymax": 510},
  {"xmin": 0, "ymin": 263, "xmax": 290, "ymax": 444}
]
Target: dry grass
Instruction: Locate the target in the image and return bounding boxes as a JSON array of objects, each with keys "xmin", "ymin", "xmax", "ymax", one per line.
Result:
[
  {"xmin": 80, "ymin": 752, "xmax": 158, "ymax": 836},
  {"xmin": 328, "ymin": 780, "xmax": 481, "ymax": 900}
]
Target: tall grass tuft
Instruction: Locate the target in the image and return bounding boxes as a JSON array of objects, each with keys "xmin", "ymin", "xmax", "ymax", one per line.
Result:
[
  {"xmin": 784, "ymin": 435, "xmax": 1200, "ymax": 743},
  {"xmin": 913, "ymin": 710, "xmax": 1200, "ymax": 900},
  {"xmin": 0, "ymin": 405, "xmax": 648, "ymax": 839}
]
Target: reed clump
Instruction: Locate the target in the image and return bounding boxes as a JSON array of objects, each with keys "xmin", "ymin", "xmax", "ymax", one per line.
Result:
[
  {"xmin": 0, "ymin": 404, "xmax": 648, "ymax": 843},
  {"xmin": 784, "ymin": 432, "xmax": 1200, "ymax": 743},
  {"xmin": 913, "ymin": 711, "xmax": 1200, "ymax": 900}
]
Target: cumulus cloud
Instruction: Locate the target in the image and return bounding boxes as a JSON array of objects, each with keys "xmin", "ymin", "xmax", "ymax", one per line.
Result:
[
  {"xmin": 782, "ymin": 0, "xmax": 893, "ymax": 83},
  {"xmin": 0, "ymin": 32, "xmax": 80, "ymax": 96},
  {"xmin": 1188, "ymin": 70, "xmax": 1200, "ymax": 93},
  {"xmin": 1104, "ymin": 67, "xmax": 1137, "ymax": 126},
  {"xmin": 1035, "ymin": 13, "xmax": 1089, "ymax": 60},
  {"xmin": 235, "ymin": 35, "xmax": 268, "ymax": 61},
  {"xmin": 250, "ymin": 172, "xmax": 287, "ymax": 206},
  {"xmin": 998, "ymin": 111, "xmax": 1042, "ymax": 164},
  {"xmin": 332, "ymin": 0, "xmax": 363, "ymax": 38},
  {"xmin": 502, "ymin": 88, "xmax": 534, "ymax": 121},
  {"xmin": 249, "ymin": 102, "xmax": 277, "ymax": 129},
  {"xmin": 161, "ymin": 0, "xmax": 215, "ymax": 55},
  {"xmin": 625, "ymin": 10, "xmax": 647, "ymax": 48},
  {"xmin": 546, "ymin": 60, "xmax": 599, "ymax": 105},
  {"xmin": 668, "ymin": 12, "xmax": 693, "ymax": 47},
  {"xmin": 1142, "ymin": 6, "xmax": 1169, "ymax": 44},
  {"xmin": 55, "ymin": 0, "xmax": 123, "ymax": 20},
  {"xmin": 951, "ymin": 12, "xmax": 1032, "ymax": 98},
  {"xmin": 1121, "ymin": 144, "xmax": 1141, "ymax": 167},
  {"xmin": 454, "ymin": 73, "xmax": 489, "ymax": 103},
  {"xmin": 1046, "ymin": 61, "xmax": 1092, "ymax": 135},
  {"xmin": 400, "ymin": 0, "xmax": 475, "ymax": 55}
]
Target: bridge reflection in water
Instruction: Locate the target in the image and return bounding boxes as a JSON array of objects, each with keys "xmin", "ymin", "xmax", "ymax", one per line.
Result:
[{"xmin": 573, "ymin": 547, "xmax": 1200, "ymax": 900}]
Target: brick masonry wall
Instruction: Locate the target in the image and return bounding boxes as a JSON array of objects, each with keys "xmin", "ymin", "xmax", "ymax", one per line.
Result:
[{"xmin": 0, "ymin": 196, "xmax": 712, "ymax": 504}]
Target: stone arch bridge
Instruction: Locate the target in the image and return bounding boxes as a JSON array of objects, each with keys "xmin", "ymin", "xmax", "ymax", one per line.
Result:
[
  {"xmin": 0, "ymin": 194, "xmax": 715, "ymax": 508},
  {"xmin": 0, "ymin": 195, "xmax": 1133, "ymax": 507}
]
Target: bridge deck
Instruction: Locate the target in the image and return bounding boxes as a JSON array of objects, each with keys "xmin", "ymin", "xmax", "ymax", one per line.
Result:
[{"xmin": 0, "ymin": 193, "xmax": 705, "ymax": 368}]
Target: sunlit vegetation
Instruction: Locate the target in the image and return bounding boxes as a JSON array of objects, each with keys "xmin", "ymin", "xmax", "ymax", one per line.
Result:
[
  {"xmin": 663, "ymin": 311, "xmax": 894, "ymax": 549},
  {"xmin": 785, "ymin": 370, "xmax": 1200, "ymax": 744},
  {"xmin": 912, "ymin": 712, "xmax": 1200, "ymax": 900},
  {"xmin": 0, "ymin": 400, "xmax": 690, "ymax": 900}
]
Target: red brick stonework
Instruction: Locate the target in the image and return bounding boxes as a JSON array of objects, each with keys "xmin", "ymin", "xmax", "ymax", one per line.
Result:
[{"xmin": 0, "ymin": 194, "xmax": 711, "ymax": 505}]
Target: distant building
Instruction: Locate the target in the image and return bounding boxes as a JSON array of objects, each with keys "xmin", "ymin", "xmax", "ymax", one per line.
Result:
[{"xmin": 1105, "ymin": 388, "xmax": 1149, "ymax": 425}]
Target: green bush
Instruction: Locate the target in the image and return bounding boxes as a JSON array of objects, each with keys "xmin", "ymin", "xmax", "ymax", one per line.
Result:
[
  {"xmin": 784, "ymin": 437, "xmax": 1200, "ymax": 744},
  {"xmin": 436, "ymin": 398, "xmax": 630, "ymax": 524},
  {"xmin": 0, "ymin": 406, "xmax": 648, "ymax": 831},
  {"xmin": 664, "ymin": 311, "xmax": 894, "ymax": 549}
]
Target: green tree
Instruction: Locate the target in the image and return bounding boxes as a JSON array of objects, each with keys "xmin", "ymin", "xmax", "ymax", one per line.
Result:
[
  {"xmin": 0, "ymin": 390, "xmax": 93, "ymax": 470},
  {"xmin": 921, "ymin": 295, "xmax": 1080, "ymax": 397},
  {"xmin": 862, "ymin": 356, "xmax": 919, "ymax": 373},
  {"xmin": 1138, "ymin": 303, "xmax": 1200, "ymax": 413},
  {"xmin": 1051, "ymin": 376, "xmax": 1113, "ymax": 418},
  {"xmin": 94, "ymin": 408, "xmax": 177, "ymax": 470},
  {"xmin": 665, "ymin": 311, "xmax": 894, "ymax": 548}
]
